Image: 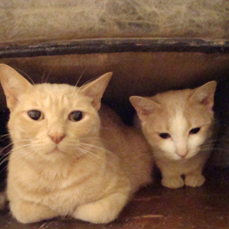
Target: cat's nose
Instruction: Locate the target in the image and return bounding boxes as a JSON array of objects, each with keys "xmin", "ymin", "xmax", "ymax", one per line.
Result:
[
  {"xmin": 49, "ymin": 134, "xmax": 66, "ymax": 144},
  {"xmin": 176, "ymin": 150, "xmax": 189, "ymax": 158}
]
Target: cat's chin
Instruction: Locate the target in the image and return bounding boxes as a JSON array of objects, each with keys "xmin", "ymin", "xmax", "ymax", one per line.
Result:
[
  {"xmin": 163, "ymin": 154, "xmax": 190, "ymax": 161},
  {"xmin": 46, "ymin": 146, "xmax": 64, "ymax": 155},
  {"xmin": 168, "ymin": 156, "xmax": 186, "ymax": 161}
]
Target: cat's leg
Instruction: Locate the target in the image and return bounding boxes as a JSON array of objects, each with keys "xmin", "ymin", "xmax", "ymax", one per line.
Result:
[
  {"xmin": 10, "ymin": 200, "xmax": 57, "ymax": 224},
  {"xmin": 72, "ymin": 192, "xmax": 129, "ymax": 224},
  {"xmin": 161, "ymin": 175, "xmax": 184, "ymax": 189},
  {"xmin": 160, "ymin": 167, "xmax": 184, "ymax": 189},
  {"xmin": 156, "ymin": 161, "xmax": 184, "ymax": 189},
  {"xmin": 185, "ymin": 155, "xmax": 209, "ymax": 187},
  {"xmin": 185, "ymin": 170, "xmax": 205, "ymax": 187}
]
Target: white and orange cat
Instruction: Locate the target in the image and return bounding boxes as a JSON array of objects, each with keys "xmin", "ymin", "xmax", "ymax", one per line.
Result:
[
  {"xmin": 130, "ymin": 81, "xmax": 217, "ymax": 189},
  {"xmin": 0, "ymin": 64, "xmax": 153, "ymax": 224}
]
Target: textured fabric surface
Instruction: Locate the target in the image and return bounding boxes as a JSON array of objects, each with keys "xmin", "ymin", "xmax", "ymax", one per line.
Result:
[{"xmin": 0, "ymin": 0, "xmax": 228, "ymax": 44}]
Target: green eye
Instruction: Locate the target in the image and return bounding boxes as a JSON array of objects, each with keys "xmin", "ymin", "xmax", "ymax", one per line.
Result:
[
  {"xmin": 28, "ymin": 110, "xmax": 44, "ymax": 121},
  {"xmin": 69, "ymin": 111, "xmax": 83, "ymax": 122}
]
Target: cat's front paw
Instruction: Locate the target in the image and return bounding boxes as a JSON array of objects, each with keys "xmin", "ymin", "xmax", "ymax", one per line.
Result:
[
  {"xmin": 185, "ymin": 174, "xmax": 205, "ymax": 187},
  {"xmin": 162, "ymin": 176, "xmax": 184, "ymax": 189},
  {"xmin": 10, "ymin": 200, "xmax": 57, "ymax": 224},
  {"xmin": 74, "ymin": 202, "xmax": 117, "ymax": 224},
  {"xmin": 73, "ymin": 193, "xmax": 129, "ymax": 224}
]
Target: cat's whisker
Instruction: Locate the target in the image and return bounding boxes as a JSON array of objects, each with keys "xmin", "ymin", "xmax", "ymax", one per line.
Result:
[
  {"xmin": 0, "ymin": 154, "xmax": 10, "ymax": 162},
  {"xmin": 68, "ymin": 137, "xmax": 112, "ymax": 145},
  {"xmin": 79, "ymin": 142, "xmax": 106, "ymax": 150},
  {"xmin": 0, "ymin": 163, "xmax": 9, "ymax": 174},
  {"xmin": 16, "ymin": 68, "xmax": 35, "ymax": 85},
  {"xmin": 0, "ymin": 147, "xmax": 33, "ymax": 164},
  {"xmin": 0, "ymin": 166, "xmax": 8, "ymax": 174},
  {"xmin": 68, "ymin": 137, "xmax": 101, "ymax": 142},
  {"xmin": 76, "ymin": 147, "xmax": 99, "ymax": 158},
  {"xmin": 0, "ymin": 134, "xmax": 10, "ymax": 139},
  {"xmin": 45, "ymin": 68, "xmax": 53, "ymax": 83},
  {"xmin": 76, "ymin": 147, "xmax": 105, "ymax": 164},
  {"xmin": 79, "ymin": 143, "xmax": 110, "ymax": 154},
  {"xmin": 0, "ymin": 147, "xmax": 33, "ymax": 170},
  {"xmin": 0, "ymin": 155, "xmax": 10, "ymax": 166},
  {"xmin": 78, "ymin": 143, "xmax": 123, "ymax": 165},
  {"xmin": 78, "ymin": 146, "xmax": 119, "ymax": 171},
  {"xmin": 75, "ymin": 68, "xmax": 87, "ymax": 87},
  {"xmin": 78, "ymin": 76, "xmax": 97, "ymax": 89},
  {"xmin": 40, "ymin": 68, "xmax": 53, "ymax": 84},
  {"xmin": 77, "ymin": 143, "xmax": 104, "ymax": 153},
  {"xmin": 7, "ymin": 148, "xmax": 35, "ymax": 165},
  {"xmin": 40, "ymin": 71, "xmax": 46, "ymax": 84},
  {"xmin": 77, "ymin": 144, "xmax": 112, "ymax": 160},
  {"xmin": 0, "ymin": 143, "xmax": 14, "ymax": 155},
  {"xmin": 0, "ymin": 150, "xmax": 12, "ymax": 161}
]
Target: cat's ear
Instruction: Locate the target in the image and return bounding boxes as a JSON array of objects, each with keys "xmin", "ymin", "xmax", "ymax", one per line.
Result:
[
  {"xmin": 190, "ymin": 81, "xmax": 217, "ymax": 110},
  {"xmin": 0, "ymin": 64, "xmax": 32, "ymax": 111},
  {"xmin": 80, "ymin": 72, "xmax": 112, "ymax": 110},
  {"xmin": 130, "ymin": 96, "xmax": 160, "ymax": 121}
]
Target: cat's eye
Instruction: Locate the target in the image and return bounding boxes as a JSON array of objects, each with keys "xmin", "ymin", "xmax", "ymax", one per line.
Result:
[
  {"xmin": 189, "ymin": 127, "xmax": 201, "ymax": 135},
  {"xmin": 159, "ymin": 133, "xmax": 170, "ymax": 139},
  {"xmin": 28, "ymin": 110, "xmax": 44, "ymax": 121},
  {"xmin": 69, "ymin": 111, "xmax": 83, "ymax": 122}
]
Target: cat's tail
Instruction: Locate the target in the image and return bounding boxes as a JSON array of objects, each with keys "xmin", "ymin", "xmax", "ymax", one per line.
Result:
[{"xmin": 0, "ymin": 192, "xmax": 7, "ymax": 211}]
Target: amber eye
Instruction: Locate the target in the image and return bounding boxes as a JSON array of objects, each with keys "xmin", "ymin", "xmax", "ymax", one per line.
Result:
[
  {"xmin": 28, "ymin": 110, "xmax": 44, "ymax": 121},
  {"xmin": 69, "ymin": 111, "xmax": 83, "ymax": 122},
  {"xmin": 189, "ymin": 127, "xmax": 201, "ymax": 135},
  {"xmin": 159, "ymin": 133, "xmax": 170, "ymax": 139}
]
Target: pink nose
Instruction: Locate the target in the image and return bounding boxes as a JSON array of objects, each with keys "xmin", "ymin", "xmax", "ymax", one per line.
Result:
[
  {"xmin": 176, "ymin": 151, "xmax": 189, "ymax": 158},
  {"xmin": 49, "ymin": 134, "xmax": 66, "ymax": 144}
]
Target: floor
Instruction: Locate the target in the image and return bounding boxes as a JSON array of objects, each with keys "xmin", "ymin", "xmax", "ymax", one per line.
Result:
[{"xmin": 0, "ymin": 166, "xmax": 228, "ymax": 229}]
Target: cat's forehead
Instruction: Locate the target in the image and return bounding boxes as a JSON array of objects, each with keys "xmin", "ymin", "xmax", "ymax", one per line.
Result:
[
  {"xmin": 149, "ymin": 89, "xmax": 211, "ymax": 132},
  {"xmin": 150, "ymin": 90, "xmax": 191, "ymax": 120},
  {"xmin": 169, "ymin": 108, "xmax": 189, "ymax": 136},
  {"xmin": 21, "ymin": 83, "xmax": 90, "ymax": 108},
  {"xmin": 150, "ymin": 104, "xmax": 189, "ymax": 133},
  {"xmin": 35, "ymin": 83, "xmax": 79, "ymax": 96},
  {"xmin": 154, "ymin": 89, "xmax": 191, "ymax": 108}
]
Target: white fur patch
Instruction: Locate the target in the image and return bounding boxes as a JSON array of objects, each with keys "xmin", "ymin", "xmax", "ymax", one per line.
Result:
[{"xmin": 170, "ymin": 109, "xmax": 189, "ymax": 157}]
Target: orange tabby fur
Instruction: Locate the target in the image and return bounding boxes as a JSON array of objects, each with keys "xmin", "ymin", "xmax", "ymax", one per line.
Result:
[
  {"xmin": 0, "ymin": 64, "xmax": 153, "ymax": 224},
  {"xmin": 130, "ymin": 81, "xmax": 217, "ymax": 189}
]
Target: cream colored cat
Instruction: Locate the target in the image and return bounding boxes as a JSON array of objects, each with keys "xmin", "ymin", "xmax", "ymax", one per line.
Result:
[
  {"xmin": 0, "ymin": 64, "xmax": 153, "ymax": 224},
  {"xmin": 130, "ymin": 81, "xmax": 217, "ymax": 189}
]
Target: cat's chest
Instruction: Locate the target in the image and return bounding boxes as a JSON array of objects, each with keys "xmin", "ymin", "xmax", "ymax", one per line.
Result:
[
  {"xmin": 13, "ymin": 159, "xmax": 104, "ymax": 192},
  {"xmin": 156, "ymin": 150, "xmax": 210, "ymax": 174},
  {"xmin": 38, "ymin": 176, "xmax": 106, "ymax": 214},
  {"xmin": 8, "ymin": 155, "xmax": 124, "ymax": 214}
]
